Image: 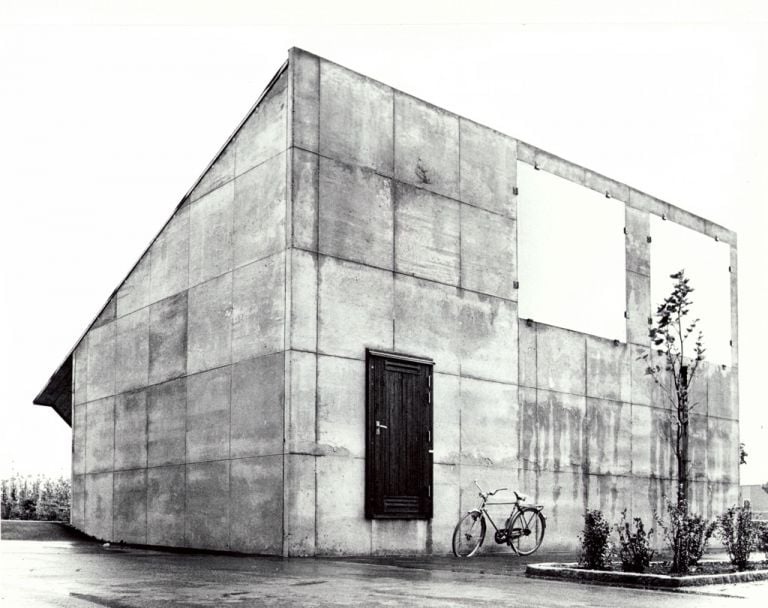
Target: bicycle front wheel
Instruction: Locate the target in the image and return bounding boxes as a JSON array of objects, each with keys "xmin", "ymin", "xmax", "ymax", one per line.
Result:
[
  {"xmin": 452, "ymin": 511, "xmax": 486, "ymax": 557},
  {"xmin": 508, "ymin": 508, "xmax": 545, "ymax": 556}
]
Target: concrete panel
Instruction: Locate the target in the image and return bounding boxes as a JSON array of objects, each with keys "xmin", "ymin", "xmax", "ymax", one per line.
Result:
[
  {"xmin": 460, "ymin": 377, "xmax": 519, "ymax": 468},
  {"xmin": 459, "ymin": 291, "xmax": 518, "ymax": 384},
  {"xmin": 286, "ymin": 350, "xmax": 316, "ymax": 454},
  {"xmin": 71, "ymin": 474, "xmax": 85, "ymax": 529},
  {"xmin": 316, "ymin": 456, "xmax": 370, "ymax": 555},
  {"xmin": 284, "ymin": 453, "xmax": 315, "ymax": 556},
  {"xmin": 708, "ymin": 417, "xmax": 738, "ymax": 483},
  {"xmin": 626, "ymin": 271, "xmax": 651, "ymax": 345},
  {"xmin": 86, "ymin": 321, "xmax": 116, "ymax": 401},
  {"xmin": 113, "ymin": 469, "xmax": 147, "ymax": 545},
  {"xmin": 532, "ymin": 151, "xmax": 586, "ymax": 186},
  {"xmin": 730, "ymin": 246, "xmax": 739, "ymax": 366},
  {"xmin": 319, "ymin": 61, "xmax": 393, "ymax": 175},
  {"xmin": 518, "ymin": 387, "xmax": 538, "ymax": 471},
  {"xmin": 535, "ymin": 469, "xmax": 585, "ymax": 551},
  {"xmin": 290, "ymin": 48, "xmax": 319, "ymax": 152},
  {"xmin": 536, "ymin": 390, "xmax": 585, "ymax": 474},
  {"xmin": 147, "ymin": 378, "xmax": 186, "ymax": 467},
  {"xmin": 689, "ymin": 413, "xmax": 708, "ymax": 481},
  {"xmin": 630, "ymin": 404, "xmax": 675, "ymax": 479},
  {"xmin": 72, "ymin": 403, "xmax": 86, "ymax": 475},
  {"xmin": 115, "ymin": 307, "xmax": 149, "ymax": 394},
  {"xmin": 186, "ymin": 460, "xmax": 230, "ymax": 550},
  {"xmin": 586, "ymin": 337, "xmax": 630, "ymax": 403},
  {"xmin": 233, "ymin": 151, "xmax": 287, "ymax": 268},
  {"xmin": 289, "ymin": 249, "xmax": 317, "ymax": 352},
  {"xmin": 230, "ymin": 455, "xmax": 283, "ymax": 555},
  {"xmin": 708, "ymin": 482, "xmax": 739, "ymax": 519},
  {"xmin": 147, "ymin": 465, "xmax": 185, "ymax": 546},
  {"xmin": 628, "ymin": 188, "xmax": 669, "ymax": 218},
  {"xmin": 707, "ymin": 364, "xmax": 737, "ymax": 419},
  {"xmin": 459, "ymin": 119, "xmax": 517, "ymax": 218},
  {"xmin": 188, "ymin": 181, "xmax": 234, "ymax": 287},
  {"xmin": 189, "ymin": 143, "xmax": 235, "ymax": 203},
  {"xmin": 395, "ymin": 93, "xmax": 459, "ymax": 199},
  {"xmin": 518, "ymin": 321, "xmax": 536, "ymax": 389},
  {"xmin": 232, "ymin": 252, "xmax": 285, "ymax": 362},
  {"xmin": 186, "ymin": 367, "xmax": 231, "ymax": 463},
  {"xmin": 535, "ymin": 325, "xmax": 585, "ymax": 396},
  {"xmin": 431, "ymin": 463, "xmax": 460, "ymax": 554},
  {"xmin": 394, "ymin": 275, "xmax": 460, "ymax": 376},
  {"xmin": 585, "ymin": 398, "xmax": 631, "ymax": 475},
  {"xmin": 231, "ymin": 352, "xmax": 284, "ymax": 459},
  {"xmin": 631, "ymin": 476, "xmax": 672, "ymax": 546},
  {"xmin": 460, "ymin": 204, "xmax": 516, "ymax": 299},
  {"xmin": 517, "ymin": 142, "xmax": 535, "ymax": 165},
  {"xmin": 584, "ymin": 170, "xmax": 629, "ymax": 203},
  {"xmin": 149, "ymin": 208, "xmax": 189, "ymax": 303},
  {"xmin": 372, "ymin": 520, "xmax": 427, "ymax": 555},
  {"xmin": 318, "ymin": 257, "xmax": 393, "ymax": 360},
  {"xmin": 630, "ymin": 345, "xmax": 673, "ymax": 409},
  {"xmin": 116, "ymin": 254, "xmax": 150, "ymax": 318},
  {"xmin": 148, "ymin": 292, "xmax": 187, "ymax": 385},
  {"xmin": 188, "ymin": 273, "xmax": 232, "ymax": 374},
  {"xmin": 85, "ymin": 396, "xmax": 114, "ymax": 474},
  {"xmin": 587, "ymin": 473, "xmax": 633, "ymax": 525},
  {"xmin": 114, "ymin": 390, "xmax": 147, "ymax": 471},
  {"xmin": 319, "ymin": 157, "xmax": 393, "ymax": 270},
  {"xmin": 73, "ymin": 340, "xmax": 88, "ymax": 405},
  {"xmin": 92, "ymin": 295, "xmax": 116, "ymax": 329},
  {"xmin": 625, "ymin": 206, "xmax": 650, "ymax": 276},
  {"xmin": 84, "ymin": 472, "xmax": 113, "ymax": 541},
  {"xmin": 291, "ymin": 148, "xmax": 318, "ymax": 251},
  {"xmin": 394, "ymin": 183, "xmax": 460, "ymax": 286},
  {"xmin": 234, "ymin": 70, "xmax": 287, "ymax": 176},
  {"xmin": 317, "ymin": 355, "xmax": 365, "ymax": 457},
  {"xmin": 433, "ymin": 373, "xmax": 460, "ymax": 465}
]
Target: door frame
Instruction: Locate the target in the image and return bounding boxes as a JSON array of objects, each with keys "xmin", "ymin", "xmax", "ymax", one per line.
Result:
[{"xmin": 365, "ymin": 349, "xmax": 434, "ymax": 519}]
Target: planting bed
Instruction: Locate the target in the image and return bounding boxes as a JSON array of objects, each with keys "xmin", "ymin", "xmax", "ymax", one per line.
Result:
[{"xmin": 526, "ymin": 561, "xmax": 768, "ymax": 589}]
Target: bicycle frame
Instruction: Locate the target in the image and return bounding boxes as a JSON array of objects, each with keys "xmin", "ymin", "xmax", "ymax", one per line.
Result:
[{"xmin": 469, "ymin": 482, "xmax": 543, "ymax": 539}]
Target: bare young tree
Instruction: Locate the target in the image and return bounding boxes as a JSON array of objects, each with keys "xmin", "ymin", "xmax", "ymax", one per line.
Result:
[{"xmin": 643, "ymin": 269, "xmax": 705, "ymax": 510}]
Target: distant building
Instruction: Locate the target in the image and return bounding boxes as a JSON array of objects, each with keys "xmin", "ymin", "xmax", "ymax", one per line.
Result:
[{"xmin": 34, "ymin": 48, "xmax": 739, "ymax": 556}]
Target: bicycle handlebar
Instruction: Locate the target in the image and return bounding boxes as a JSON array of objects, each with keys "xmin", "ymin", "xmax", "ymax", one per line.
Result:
[{"xmin": 473, "ymin": 480, "xmax": 526, "ymax": 501}]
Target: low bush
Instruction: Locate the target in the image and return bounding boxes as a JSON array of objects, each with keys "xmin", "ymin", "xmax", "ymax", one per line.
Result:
[
  {"xmin": 717, "ymin": 502, "xmax": 757, "ymax": 570},
  {"xmin": 579, "ymin": 509, "xmax": 611, "ymax": 570},
  {"xmin": 615, "ymin": 509, "xmax": 654, "ymax": 573},
  {"xmin": 655, "ymin": 498, "xmax": 716, "ymax": 574}
]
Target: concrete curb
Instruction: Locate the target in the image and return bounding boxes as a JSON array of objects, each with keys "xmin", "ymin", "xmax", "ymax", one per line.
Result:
[{"xmin": 526, "ymin": 562, "xmax": 768, "ymax": 588}]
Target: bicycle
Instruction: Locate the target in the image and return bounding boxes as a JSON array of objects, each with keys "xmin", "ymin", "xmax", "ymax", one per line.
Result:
[{"xmin": 452, "ymin": 480, "xmax": 546, "ymax": 558}]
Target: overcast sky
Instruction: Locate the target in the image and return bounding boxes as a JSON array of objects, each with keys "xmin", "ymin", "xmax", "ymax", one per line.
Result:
[{"xmin": 1, "ymin": 2, "xmax": 766, "ymax": 486}]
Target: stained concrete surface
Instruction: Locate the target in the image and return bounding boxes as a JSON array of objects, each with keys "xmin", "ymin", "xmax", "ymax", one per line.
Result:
[{"xmin": 2, "ymin": 536, "xmax": 767, "ymax": 607}]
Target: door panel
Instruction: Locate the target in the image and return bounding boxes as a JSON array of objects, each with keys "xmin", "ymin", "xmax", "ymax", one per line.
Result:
[{"xmin": 366, "ymin": 350, "xmax": 433, "ymax": 519}]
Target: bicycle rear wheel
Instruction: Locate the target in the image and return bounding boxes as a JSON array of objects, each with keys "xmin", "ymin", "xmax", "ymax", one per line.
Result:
[
  {"xmin": 452, "ymin": 511, "xmax": 486, "ymax": 557},
  {"xmin": 508, "ymin": 508, "xmax": 545, "ymax": 556}
]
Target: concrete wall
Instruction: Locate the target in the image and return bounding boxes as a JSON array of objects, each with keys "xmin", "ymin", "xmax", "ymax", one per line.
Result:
[
  {"xmin": 71, "ymin": 48, "xmax": 740, "ymax": 557},
  {"xmin": 71, "ymin": 68, "xmax": 290, "ymax": 554},
  {"xmin": 284, "ymin": 48, "xmax": 740, "ymax": 555}
]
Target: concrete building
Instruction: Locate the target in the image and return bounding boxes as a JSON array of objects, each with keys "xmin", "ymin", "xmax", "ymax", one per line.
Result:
[{"xmin": 35, "ymin": 48, "xmax": 739, "ymax": 556}]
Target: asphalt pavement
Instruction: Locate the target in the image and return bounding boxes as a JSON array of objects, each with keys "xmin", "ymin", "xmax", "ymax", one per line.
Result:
[{"xmin": 2, "ymin": 523, "xmax": 768, "ymax": 607}]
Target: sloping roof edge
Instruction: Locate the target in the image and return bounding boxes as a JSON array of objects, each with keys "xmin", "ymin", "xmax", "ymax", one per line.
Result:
[{"xmin": 32, "ymin": 55, "xmax": 290, "ymax": 424}]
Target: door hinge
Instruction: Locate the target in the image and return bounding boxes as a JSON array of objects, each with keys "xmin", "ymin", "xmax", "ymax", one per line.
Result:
[
  {"xmin": 428, "ymin": 485, "xmax": 431, "ymax": 498},
  {"xmin": 427, "ymin": 429, "xmax": 431, "ymax": 443}
]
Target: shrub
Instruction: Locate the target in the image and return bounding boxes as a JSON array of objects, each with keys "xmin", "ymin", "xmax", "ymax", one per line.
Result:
[
  {"xmin": 717, "ymin": 502, "xmax": 757, "ymax": 570},
  {"xmin": 756, "ymin": 521, "xmax": 768, "ymax": 560},
  {"xmin": 655, "ymin": 498, "xmax": 716, "ymax": 573},
  {"xmin": 615, "ymin": 509, "xmax": 654, "ymax": 573},
  {"xmin": 579, "ymin": 509, "xmax": 612, "ymax": 570}
]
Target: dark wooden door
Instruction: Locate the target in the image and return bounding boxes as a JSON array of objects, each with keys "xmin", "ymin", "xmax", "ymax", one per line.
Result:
[{"xmin": 366, "ymin": 350, "xmax": 433, "ymax": 519}]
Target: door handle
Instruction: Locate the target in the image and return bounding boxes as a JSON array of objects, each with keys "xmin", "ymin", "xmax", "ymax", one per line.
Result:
[{"xmin": 375, "ymin": 420, "xmax": 388, "ymax": 435}]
